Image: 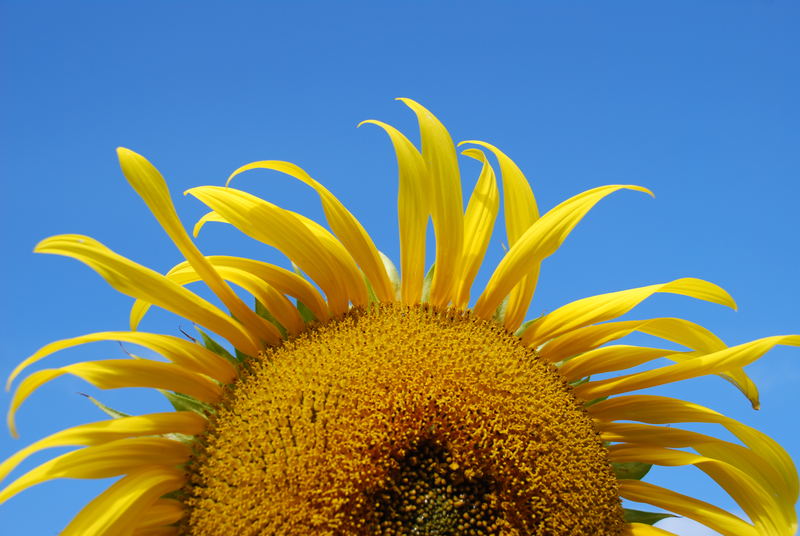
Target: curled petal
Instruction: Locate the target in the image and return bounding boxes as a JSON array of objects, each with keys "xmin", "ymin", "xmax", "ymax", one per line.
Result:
[
  {"xmin": 35, "ymin": 235, "xmax": 262, "ymax": 355},
  {"xmin": 474, "ymin": 184, "xmax": 653, "ymax": 319},
  {"xmin": 522, "ymin": 278, "xmax": 736, "ymax": 348},
  {"xmin": 359, "ymin": 120, "xmax": 428, "ymax": 305},
  {"xmin": 7, "ymin": 331, "xmax": 237, "ymax": 391},
  {"xmin": 228, "ymin": 160, "xmax": 394, "ymax": 302},
  {"xmin": 9, "ymin": 360, "xmax": 222, "ymax": 436},
  {"xmin": 461, "ymin": 140, "xmax": 539, "ymax": 330},
  {"xmin": 398, "ymin": 98, "xmax": 463, "ymax": 307},
  {"xmin": 454, "ymin": 148, "xmax": 499, "ymax": 308},
  {"xmin": 619, "ymin": 479, "xmax": 758, "ymax": 536},
  {"xmin": 117, "ymin": 148, "xmax": 276, "ymax": 349},
  {"xmin": 575, "ymin": 335, "xmax": 800, "ymax": 399},
  {"xmin": 186, "ymin": 186, "xmax": 366, "ymax": 315},
  {"xmin": 62, "ymin": 468, "xmax": 186, "ymax": 536},
  {"xmin": 0, "ymin": 438, "xmax": 190, "ymax": 504}
]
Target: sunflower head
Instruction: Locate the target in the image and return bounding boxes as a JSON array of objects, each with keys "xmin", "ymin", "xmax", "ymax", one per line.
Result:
[
  {"xmin": 1, "ymin": 99, "xmax": 797, "ymax": 536},
  {"xmin": 183, "ymin": 304, "xmax": 623, "ymax": 535}
]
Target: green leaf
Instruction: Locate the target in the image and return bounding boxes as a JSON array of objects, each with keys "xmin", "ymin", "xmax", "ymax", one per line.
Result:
[
  {"xmin": 613, "ymin": 461, "xmax": 652, "ymax": 480},
  {"xmin": 79, "ymin": 393, "xmax": 130, "ymax": 419},
  {"xmin": 623, "ymin": 508, "xmax": 676, "ymax": 525},
  {"xmin": 255, "ymin": 299, "xmax": 288, "ymax": 338},
  {"xmin": 196, "ymin": 327, "xmax": 238, "ymax": 365},
  {"xmin": 159, "ymin": 390, "xmax": 214, "ymax": 416}
]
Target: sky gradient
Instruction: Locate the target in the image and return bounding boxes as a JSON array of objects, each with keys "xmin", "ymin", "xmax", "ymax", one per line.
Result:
[{"xmin": 1, "ymin": 2, "xmax": 798, "ymax": 534}]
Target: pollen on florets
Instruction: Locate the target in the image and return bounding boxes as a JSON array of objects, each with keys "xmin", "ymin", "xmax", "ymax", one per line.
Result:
[{"xmin": 180, "ymin": 303, "xmax": 624, "ymax": 535}]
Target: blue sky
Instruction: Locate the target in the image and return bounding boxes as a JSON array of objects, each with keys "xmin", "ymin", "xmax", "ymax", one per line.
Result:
[{"xmin": 1, "ymin": 1, "xmax": 798, "ymax": 534}]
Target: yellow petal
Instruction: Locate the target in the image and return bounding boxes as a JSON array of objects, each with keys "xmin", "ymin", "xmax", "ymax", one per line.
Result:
[
  {"xmin": 227, "ymin": 160, "xmax": 394, "ymax": 303},
  {"xmin": 540, "ymin": 316, "xmax": 760, "ymax": 409},
  {"xmin": 294, "ymin": 212, "xmax": 371, "ymax": 306},
  {"xmin": 474, "ymin": 184, "xmax": 653, "ymax": 319},
  {"xmin": 460, "ymin": 140, "xmax": 540, "ymax": 330},
  {"xmin": 0, "ymin": 438, "xmax": 189, "ymax": 504},
  {"xmin": 35, "ymin": 234, "xmax": 261, "ymax": 355},
  {"xmin": 132, "ymin": 256, "xmax": 329, "ymax": 329},
  {"xmin": 117, "ymin": 148, "xmax": 275, "ymax": 350},
  {"xmin": 0, "ymin": 412, "xmax": 205, "ymax": 483},
  {"xmin": 575, "ymin": 335, "xmax": 800, "ymax": 400},
  {"xmin": 133, "ymin": 527, "xmax": 180, "ymax": 536},
  {"xmin": 186, "ymin": 186, "xmax": 365, "ymax": 315},
  {"xmin": 378, "ymin": 251, "xmax": 401, "ymax": 300},
  {"xmin": 398, "ymin": 98, "xmax": 463, "ymax": 307},
  {"xmin": 559, "ymin": 345, "xmax": 689, "ymax": 382},
  {"xmin": 204, "ymin": 256, "xmax": 328, "ymax": 320},
  {"xmin": 522, "ymin": 278, "xmax": 736, "ymax": 348},
  {"xmin": 590, "ymin": 395, "xmax": 798, "ymax": 500},
  {"xmin": 601, "ymin": 422, "xmax": 796, "ymax": 505},
  {"xmin": 621, "ymin": 523, "xmax": 678, "ymax": 536},
  {"xmin": 192, "ymin": 210, "xmax": 227, "ymax": 238},
  {"xmin": 610, "ymin": 445, "xmax": 792, "ymax": 535},
  {"xmin": 359, "ymin": 120, "xmax": 429, "ymax": 305},
  {"xmin": 619, "ymin": 479, "xmax": 758, "ymax": 536},
  {"xmin": 62, "ymin": 468, "xmax": 185, "ymax": 536},
  {"xmin": 454, "ymin": 148, "xmax": 499, "ymax": 308},
  {"xmin": 641, "ymin": 318, "xmax": 759, "ymax": 408},
  {"xmin": 9, "ymin": 360, "xmax": 221, "ymax": 436},
  {"xmin": 137, "ymin": 264, "xmax": 303, "ymax": 336},
  {"xmin": 539, "ymin": 319, "xmax": 683, "ymax": 363},
  {"xmin": 136, "ymin": 499, "xmax": 184, "ymax": 528},
  {"xmin": 7, "ymin": 331, "xmax": 236, "ymax": 391},
  {"xmin": 214, "ymin": 266, "xmax": 305, "ymax": 335}
]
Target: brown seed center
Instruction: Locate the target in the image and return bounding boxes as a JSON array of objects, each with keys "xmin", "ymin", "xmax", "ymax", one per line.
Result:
[{"xmin": 180, "ymin": 304, "xmax": 624, "ymax": 535}]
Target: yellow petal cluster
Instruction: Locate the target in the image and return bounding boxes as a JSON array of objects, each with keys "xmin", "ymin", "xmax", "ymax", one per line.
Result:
[{"xmin": 0, "ymin": 99, "xmax": 795, "ymax": 536}]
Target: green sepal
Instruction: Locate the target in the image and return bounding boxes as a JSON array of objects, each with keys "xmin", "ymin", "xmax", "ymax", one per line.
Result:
[
  {"xmin": 159, "ymin": 390, "xmax": 214, "ymax": 416},
  {"xmin": 296, "ymin": 300, "xmax": 317, "ymax": 323},
  {"xmin": 291, "ymin": 262, "xmax": 319, "ymax": 322},
  {"xmin": 583, "ymin": 395, "xmax": 608, "ymax": 408},
  {"xmin": 378, "ymin": 251, "xmax": 401, "ymax": 300},
  {"xmin": 161, "ymin": 489, "xmax": 186, "ymax": 501},
  {"xmin": 162, "ymin": 432, "xmax": 197, "ymax": 445},
  {"xmin": 514, "ymin": 316, "xmax": 541, "ymax": 337},
  {"xmin": 421, "ymin": 263, "xmax": 435, "ymax": 302},
  {"xmin": 255, "ymin": 299, "xmax": 288, "ymax": 338},
  {"xmin": 79, "ymin": 393, "xmax": 130, "ymax": 419},
  {"xmin": 492, "ymin": 295, "xmax": 510, "ymax": 324},
  {"xmin": 569, "ymin": 376, "xmax": 590, "ymax": 387},
  {"xmin": 363, "ymin": 274, "xmax": 379, "ymax": 304},
  {"xmin": 623, "ymin": 508, "xmax": 676, "ymax": 525},
  {"xmin": 195, "ymin": 327, "xmax": 239, "ymax": 365},
  {"xmin": 612, "ymin": 461, "xmax": 652, "ymax": 480}
]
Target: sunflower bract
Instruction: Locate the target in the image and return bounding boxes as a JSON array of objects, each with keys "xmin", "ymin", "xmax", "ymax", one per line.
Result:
[{"xmin": 1, "ymin": 99, "xmax": 797, "ymax": 536}]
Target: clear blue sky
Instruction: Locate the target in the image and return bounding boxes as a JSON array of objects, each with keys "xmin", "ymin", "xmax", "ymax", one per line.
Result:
[{"xmin": 1, "ymin": 2, "xmax": 798, "ymax": 534}]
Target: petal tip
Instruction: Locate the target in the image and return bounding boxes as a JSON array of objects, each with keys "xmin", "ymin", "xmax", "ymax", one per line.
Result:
[
  {"xmin": 634, "ymin": 185, "xmax": 656, "ymax": 198},
  {"xmin": 32, "ymin": 236, "xmax": 55, "ymax": 254},
  {"xmin": 6, "ymin": 411, "xmax": 18, "ymax": 439},
  {"xmin": 116, "ymin": 147, "xmax": 140, "ymax": 164}
]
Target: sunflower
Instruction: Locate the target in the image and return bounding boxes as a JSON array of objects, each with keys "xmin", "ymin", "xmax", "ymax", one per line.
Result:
[{"xmin": 1, "ymin": 99, "xmax": 797, "ymax": 536}]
